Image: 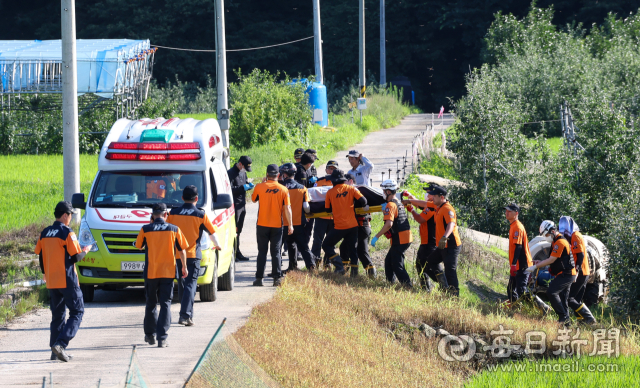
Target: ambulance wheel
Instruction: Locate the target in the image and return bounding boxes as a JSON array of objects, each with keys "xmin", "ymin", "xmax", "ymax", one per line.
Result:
[
  {"xmin": 219, "ymin": 248, "xmax": 236, "ymax": 291},
  {"xmin": 80, "ymin": 285, "xmax": 95, "ymax": 303},
  {"xmin": 200, "ymin": 258, "xmax": 218, "ymax": 302}
]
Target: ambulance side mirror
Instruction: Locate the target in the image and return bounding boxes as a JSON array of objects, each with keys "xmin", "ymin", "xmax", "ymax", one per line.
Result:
[
  {"xmin": 72, "ymin": 193, "xmax": 86, "ymax": 210},
  {"xmin": 213, "ymin": 193, "xmax": 233, "ymax": 210}
]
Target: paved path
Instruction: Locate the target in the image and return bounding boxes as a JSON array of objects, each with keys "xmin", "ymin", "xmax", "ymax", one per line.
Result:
[{"xmin": 0, "ymin": 113, "xmax": 438, "ymax": 388}]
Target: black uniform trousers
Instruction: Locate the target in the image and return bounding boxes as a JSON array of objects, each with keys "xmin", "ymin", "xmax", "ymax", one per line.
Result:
[
  {"xmin": 507, "ymin": 270, "xmax": 530, "ymax": 302},
  {"xmin": 235, "ymin": 205, "xmax": 246, "ymax": 251},
  {"xmin": 283, "ymin": 225, "xmax": 316, "ymax": 270},
  {"xmin": 144, "ymin": 277, "xmax": 174, "ymax": 341},
  {"xmin": 339, "ymin": 225, "xmax": 374, "ymax": 269},
  {"xmin": 546, "ymin": 273, "xmax": 576, "ymax": 322},
  {"xmin": 256, "ymin": 225, "xmax": 283, "ymax": 279},
  {"xmin": 385, "ymin": 243, "xmax": 412, "ymax": 285},
  {"xmin": 49, "ymin": 284, "xmax": 84, "ymax": 348},
  {"xmin": 322, "ymin": 227, "xmax": 358, "ymax": 272},
  {"xmin": 428, "ymin": 244, "xmax": 462, "ymax": 291},
  {"xmin": 312, "ymin": 218, "xmax": 334, "ymax": 261},
  {"xmin": 416, "ymin": 244, "xmax": 438, "ymax": 290},
  {"xmin": 175, "ymin": 258, "xmax": 200, "ymax": 320},
  {"xmin": 568, "ymin": 274, "xmax": 589, "ymax": 311}
]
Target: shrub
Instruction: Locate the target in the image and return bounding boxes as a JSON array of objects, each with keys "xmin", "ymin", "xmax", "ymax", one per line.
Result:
[
  {"xmin": 450, "ymin": 6, "xmax": 640, "ymax": 314},
  {"xmin": 229, "ymin": 69, "xmax": 312, "ymax": 148}
]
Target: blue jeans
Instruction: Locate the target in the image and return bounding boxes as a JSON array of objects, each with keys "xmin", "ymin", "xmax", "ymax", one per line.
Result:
[
  {"xmin": 176, "ymin": 258, "xmax": 201, "ymax": 320},
  {"xmin": 49, "ymin": 284, "xmax": 84, "ymax": 348},
  {"xmin": 144, "ymin": 278, "xmax": 174, "ymax": 340}
]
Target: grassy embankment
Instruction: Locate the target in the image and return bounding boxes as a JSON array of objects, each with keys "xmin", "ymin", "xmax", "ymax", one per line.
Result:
[
  {"xmin": 235, "ymin": 268, "xmax": 640, "ymax": 388},
  {"xmin": 233, "ymin": 133, "xmax": 637, "ymax": 387},
  {"xmin": 0, "ymin": 93, "xmax": 415, "ymax": 324}
]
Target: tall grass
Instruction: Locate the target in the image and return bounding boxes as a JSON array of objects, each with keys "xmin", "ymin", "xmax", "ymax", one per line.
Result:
[
  {"xmin": 0, "ymin": 154, "xmax": 99, "ymax": 231},
  {"xmin": 234, "ymin": 272, "xmax": 640, "ymax": 388}
]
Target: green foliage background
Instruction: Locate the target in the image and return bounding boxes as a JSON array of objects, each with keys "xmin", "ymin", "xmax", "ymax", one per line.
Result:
[
  {"xmin": 449, "ymin": 7, "xmax": 640, "ymax": 315},
  {"xmin": 1, "ymin": 1, "xmax": 638, "ymax": 110}
]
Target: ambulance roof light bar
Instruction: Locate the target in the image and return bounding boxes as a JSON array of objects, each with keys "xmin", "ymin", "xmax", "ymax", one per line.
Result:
[{"xmin": 106, "ymin": 141, "xmax": 201, "ymax": 161}]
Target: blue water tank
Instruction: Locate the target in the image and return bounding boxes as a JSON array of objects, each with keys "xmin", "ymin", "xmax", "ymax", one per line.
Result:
[{"xmin": 291, "ymin": 78, "xmax": 329, "ymax": 127}]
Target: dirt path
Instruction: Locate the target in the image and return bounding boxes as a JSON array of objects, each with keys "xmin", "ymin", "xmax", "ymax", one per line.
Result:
[{"xmin": 0, "ymin": 114, "xmax": 437, "ymax": 388}]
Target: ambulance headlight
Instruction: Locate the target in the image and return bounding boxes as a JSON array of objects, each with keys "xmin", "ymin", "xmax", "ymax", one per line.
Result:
[
  {"xmin": 81, "ymin": 268, "xmax": 94, "ymax": 277},
  {"xmin": 79, "ymin": 220, "xmax": 99, "ymax": 252},
  {"xmin": 200, "ymin": 231, "xmax": 211, "ymax": 250}
]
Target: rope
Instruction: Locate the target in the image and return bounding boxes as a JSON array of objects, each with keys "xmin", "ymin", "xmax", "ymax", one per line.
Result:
[{"xmin": 151, "ymin": 36, "xmax": 313, "ymax": 53}]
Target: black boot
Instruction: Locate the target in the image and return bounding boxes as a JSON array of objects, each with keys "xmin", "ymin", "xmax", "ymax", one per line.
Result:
[
  {"xmin": 447, "ymin": 286, "xmax": 459, "ymax": 297},
  {"xmin": 350, "ymin": 266, "xmax": 358, "ymax": 278},
  {"xmin": 331, "ymin": 255, "xmax": 346, "ymax": 275},
  {"xmin": 235, "ymin": 237, "xmax": 250, "ymax": 261},
  {"xmin": 366, "ymin": 266, "xmax": 377, "ymax": 279},
  {"xmin": 435, "ymin": 273, "xmax": 449, "ymax": 291},
  {"xmin": 575, "ymin": 303, "xmax": 597, "ymax": 325}
]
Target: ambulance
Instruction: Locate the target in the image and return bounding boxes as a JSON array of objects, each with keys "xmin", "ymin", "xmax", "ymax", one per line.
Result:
[{"xmin": 71, "ymin": 117, "xmax": 237, "ymax": 302}]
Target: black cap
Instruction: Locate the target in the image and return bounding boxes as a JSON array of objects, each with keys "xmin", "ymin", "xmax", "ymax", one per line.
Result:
[
  {"xmin": 266, "ymin": 164, "xmax": 279, "ymax": 175},
  {"xmin": 330, "ymin": 169, "xmax": 347, "ymax": 184},
  {"xmin": 300, "ymin": 152, "xmax": 316, "ymax": 165},
  {"xmin": 346, "ymin": 150, "xmax": 360, "ymax": 158},
  {"xmin": 183, "ymin": 185, "xmax": 198, "ymax": 201},
  {"xmin": 294, "ymin": 148, "xmax": 305, "ymax": 159},
  {"xmin": 55, "ymin": 201, "xmax": 77, "ymax": 215},
  {"xmin": 305, "ymin": 149, "xmax": 319, "ymax": 160},
  {"xmin": 427, "ymin": 185, "xmax": 448, "ymax": 196},
  {"xmin": 152, "ymin": 203, "xmax": 167, "ymax": 214},
  {"xmin": 326, "ymin": 160, "xmax": 339, "ymax": 168},
  {"xmin": 345, "ymin": 172, "xmax": 355, "ymax": 181},
  {"xmin": 505, "ymin": 203, "xmax": 520, "ymax": 213},
  {"xmin": 239, "ymin": 155, "xmax": 252, "ymax": 172},
  {"xmin": 423, "ymin": 182, "xmax": 437, "ymax": 191}
]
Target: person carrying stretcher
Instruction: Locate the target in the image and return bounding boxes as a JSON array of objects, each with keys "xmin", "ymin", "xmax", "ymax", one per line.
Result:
[{"xmin": 321, "ymin": 169, "xmax": 369, "ymax": 275}]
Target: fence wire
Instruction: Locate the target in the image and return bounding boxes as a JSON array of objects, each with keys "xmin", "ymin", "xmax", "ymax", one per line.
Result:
[{"xmin": 185, "ymin": 335, "xmax": 280, "ymax": 388}]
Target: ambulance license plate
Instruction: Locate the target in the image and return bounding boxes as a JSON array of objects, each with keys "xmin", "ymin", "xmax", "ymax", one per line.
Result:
[{"xmin": 121, "ymin": 262, "xmax": 145, "ymax": 272}]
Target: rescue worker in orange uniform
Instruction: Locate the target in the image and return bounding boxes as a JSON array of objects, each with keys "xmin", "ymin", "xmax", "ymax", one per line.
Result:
[
  {"xmin": 427, "ymin": 185, "xmax": 462, "ymax": 296},
  {"xmin": 402, "ymin": 184, "xmax": 440, "ymax": 290},
  {"xmin": 559, "ymin": 216, "xmax": 597, "ymax": 324},
  {"xmin": 339, "ymin": 173, "xmax": 376, "ymax": 278},
  {"xmin": 371, "ymin": 180, "xmax": 412, "ymax": 286},
  {"xmin": 311, "ymin": 160, "xmax": 338, "ymax": 267},
  {"xmin": 504, "ymin": 203, "xmax": 533, "ymax": 302},
  {"xmin": 322, "ymin": 169, "xmax": 369, "ymax": 275},
  {"xmin": 526, "ymin": 221, "xmax": 576, "ymax": 325},
  {"xmin": 35, "ymin": 201, "xmax": 92, "ymax": 362},
  {"xmin": 135, "ymin": 203, "xmax": 189, "ymax": 347},
  {"xmin": 167, "ymin": 185, "xmax": 221, "ymax": 326},
  {"xmin": 279, "ymin": 163, "xmax": 316, "ymax": 272},
  {"xmin": 251, "ymin": 164, "xmax": 293, "ymax": 286}
]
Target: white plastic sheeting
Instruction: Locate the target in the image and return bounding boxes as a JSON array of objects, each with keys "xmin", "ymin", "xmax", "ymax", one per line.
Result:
[{"xmin": 0, "ymin": 39, "xmax": 152, "ymax": 98}]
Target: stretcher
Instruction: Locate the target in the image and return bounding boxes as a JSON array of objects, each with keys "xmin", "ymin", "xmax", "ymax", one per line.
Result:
[{"xmin": 305, "ymin": 185, "xmax": 386, "ymax": 219}]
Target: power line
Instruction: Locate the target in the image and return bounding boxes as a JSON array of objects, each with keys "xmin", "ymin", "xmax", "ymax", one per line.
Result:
[{"xmin": 151, "ymin": 36, "xmax": 314, "ymax": 53}]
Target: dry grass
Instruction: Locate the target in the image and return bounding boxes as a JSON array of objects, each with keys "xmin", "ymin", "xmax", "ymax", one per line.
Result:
[{"xmin": 234, "ymin": 272, "xmax": 640, "ymax": 388}]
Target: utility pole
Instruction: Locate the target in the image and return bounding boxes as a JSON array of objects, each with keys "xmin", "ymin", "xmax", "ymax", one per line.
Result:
[
  {"xmin": 62, "ymin": 0, "xmax": 80, "ymax": 224},
  {"xmin": 380, "ymin": 0, "xmax": 386, "ymax": 85},
  {"xmin": 358, "ymin": 0, "xmax": 366, "ymax": 98},
  {"xmin": 215, "ymin": 0, "xmax": 230, "ymax": 168},
  {"xmin": 313, "ymin": 0, "xmax": 324, "ymax": 84}
]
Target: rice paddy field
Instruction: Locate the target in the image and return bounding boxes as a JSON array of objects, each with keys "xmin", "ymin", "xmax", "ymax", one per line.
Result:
[{"xmin": 0, "ymin": 154, "xmax": 99, "ymax": 231}]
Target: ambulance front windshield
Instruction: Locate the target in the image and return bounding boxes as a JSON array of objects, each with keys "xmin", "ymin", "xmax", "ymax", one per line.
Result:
[{"xmin": 90, "ymin": 171, "xmax": 206, "ymax": 208}]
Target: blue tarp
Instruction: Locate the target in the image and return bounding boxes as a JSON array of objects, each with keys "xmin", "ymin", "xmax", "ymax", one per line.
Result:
[{"xmin": 0, "ymin": 39, "xmax": 151, "ymax": 98}]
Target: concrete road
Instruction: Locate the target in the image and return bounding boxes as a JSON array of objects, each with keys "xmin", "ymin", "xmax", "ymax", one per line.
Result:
[{"xmin": 0, "ymin": 113, "xmax": 438, "ymax": 387}]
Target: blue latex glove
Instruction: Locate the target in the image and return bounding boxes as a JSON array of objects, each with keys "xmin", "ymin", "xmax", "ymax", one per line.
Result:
[
  {"xmin": 243, "ymin": 183, "xmax": 254, "ymax": 191},
  {"xmin": 381, "ymin": 203, "xmax": 387, "ymax": 212},
  {"xmin": 371, "ymin": 236, "xmax": 379, "ymax": 247},
  {"xmin": 309, "ymin": 176, "xmax": 318, "ymax": 184}
]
